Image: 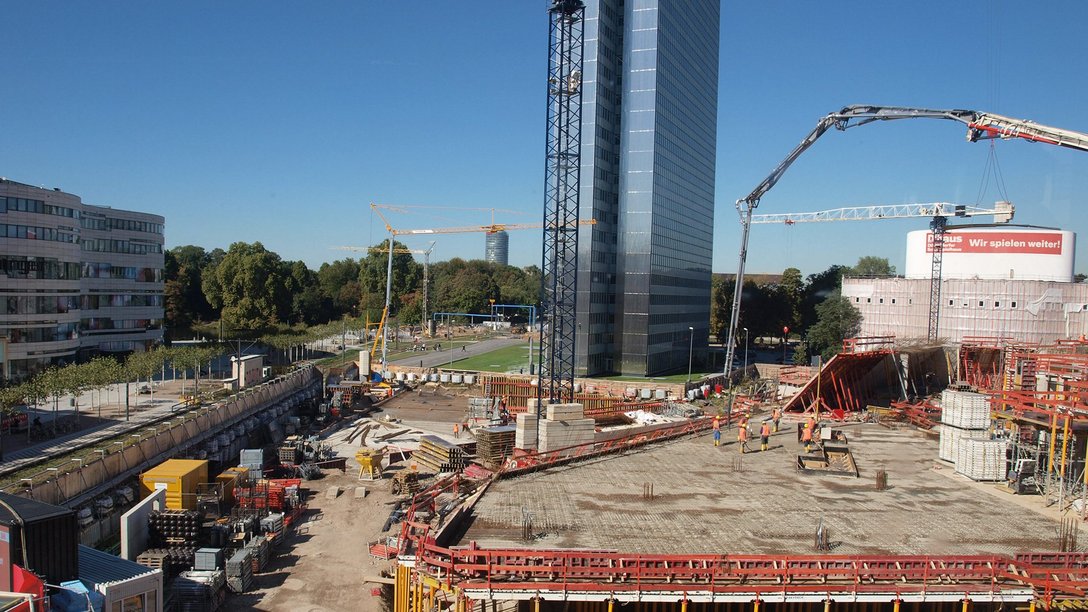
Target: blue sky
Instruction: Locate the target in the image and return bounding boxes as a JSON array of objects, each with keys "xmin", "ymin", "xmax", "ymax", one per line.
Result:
[{"xmin": 2, "ymin": 1, "xmax": 1087, "ymax": 277}]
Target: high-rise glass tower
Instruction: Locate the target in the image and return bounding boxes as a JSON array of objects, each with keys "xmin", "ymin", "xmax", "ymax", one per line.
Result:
[
  {"xmin": 575, "ymin": 0, "xmax": 719, "ymax": 376},
  {"xmin": 485, "ymin": 230, "xmax": 509, "ymax": 266}
]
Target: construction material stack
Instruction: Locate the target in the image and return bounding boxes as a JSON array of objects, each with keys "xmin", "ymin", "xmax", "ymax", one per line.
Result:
[
  {"xmin": 477, "ymin": 425, "xmax": 516, "ymax": 467},
  {"xmin": 412, "ymin": 435, "xmax": 469, "ymax": 473},
  {"xmin": 539, "ymin": 403, "xmax": 595, "ymax": 452},
  {"xmin": 193, "ymin": 547, "xmax": 224, "ymax": 572},
  {"xmin": 225, "ymin": 548, "xmax": 254, "ymax": 593},
  {"xmin": 172, "ymin": 570, "xmax": 226, "ymax": 611},
  {"xmin": 240, "ymin": 449, "xmax": 264, "ymax": 479},
  {"xmin": 957, "ymin": 438, "xmax": 1006, "ymax": 481},
  {"xmin": 938, "ymin": 390, "xmax": 991, "ymax": 463},
  {"xmin": 515, "ymin": 411, "xmax": 539, "ymax": 451}
]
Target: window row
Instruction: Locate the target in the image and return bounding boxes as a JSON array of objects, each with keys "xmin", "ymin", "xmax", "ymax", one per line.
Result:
[
  {"xmin": 0, "ymin": 223, "xmax": 78, "ymax": 243},
  {"xmin": 82, "ymin": 263, "xmax": 163, "ymax": 282},
  {"xmin": 7, "ymin": 323, "xmax": 79, "ymax": 344},
  {"xmin": 0, "ymin": 257, "xmax": 82, "ymax": 280},
  {"xmin": 82, "ymin": 294, "xmax": 163, "ymax": 309},
  {"xmin": 81, "ymin": 318, "xmax": 162, "ymax": 331},
  {"xmin": 4, "ymin": 296, "xmax": 80, "ymax": 315},
  {"xmin": 81, "ymin": 215, "xmax": 163, "ymax": 235},
  {"xmin": 81, "ymin": 238, "xmax": 162, "ymax": 255},
  {"xmin": 854, "ymin": 296, "xmax": 1024, "ymax": 309},
  {"xmin": 0, "ymin": 197, "xmax": 79, "ymax": 218}
]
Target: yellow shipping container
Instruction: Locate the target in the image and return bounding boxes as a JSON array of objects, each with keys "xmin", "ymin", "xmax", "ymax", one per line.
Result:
[
  {"xmin": 214, "ymin": 466, "xmax": 249, "ymax": 505},
  {"xmin": 139, "ymin": 459, "xmax": 209, "ymax": 510}
]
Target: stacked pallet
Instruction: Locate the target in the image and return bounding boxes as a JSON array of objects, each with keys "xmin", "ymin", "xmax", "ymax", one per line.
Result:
[
  {"xmin": 174, "ymin": 570, "xmax": 226, "ymax": 612},
  {"xmin": 938, "ymin": 390, "xmax": 992, "ymax": 463},
  {"xmin": 956, "ymin": 438, "xmax": 1006, "ymax": 481},
  {"xmin": 225, "ymin": 548, "xmax": 254, "ymax": 593},
  {"xmin": 476, "ymin": 425, "xmax": 517, "ymax": 467},
  {"xmin": 412, "ymin": 435, "xmax": 470, "ymax": 473}
]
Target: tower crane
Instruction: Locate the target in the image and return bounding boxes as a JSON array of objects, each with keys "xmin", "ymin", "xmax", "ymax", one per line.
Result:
[
  {"xmin": 334, "ymin": 242, "xmax": 436, "ymax": 363},
  {"xmin": 370, "ymin": 203, "xmax": 595, "ymax": 236},
  {"xmin": 723, "ymin": 105, "xmax": 1088, "ymax": 376},
  {"xmin": 750, "ymin": 201, "xmax": 1014, "ymax": 226}
]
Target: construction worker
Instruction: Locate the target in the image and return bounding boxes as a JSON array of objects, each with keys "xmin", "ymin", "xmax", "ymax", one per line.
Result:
[
  {"xmin": 760, "ymin": 420, "xmax": 772, "ymax": 452},
  {"xmin": 771, "ymin": 407, "xmax": 782, "ymax": 433},
  {"xmin": 738, "ymin": 421, "xmax": 750, "ymax": 453},
  {"xmin": 453, "ymin": 422, "xmax": 460, "ymax": 438},
  {"xmin": 801, "ymin": 417, "xmax": 815, "ymax": 453},
  {"xmin": 712, "ymin": 416, "xmax": 721, "ymax": 447}
]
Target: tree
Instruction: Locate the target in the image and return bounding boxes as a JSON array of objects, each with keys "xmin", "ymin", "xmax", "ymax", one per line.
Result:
[
  {"xmin": 801, "ymin": 264, "xmax": 849, "ymax": 330},
  {"xmin": 709, "ymin": 276, "xmax": 733, "ymax": 341},
  {"xmin": 806, "ymin": 292, "xmax": 862, "ymax": 361},
  {"xmin": 164, "ymin": 246, "xmax": 217, "ymax": 329},
  {"xmin": 357, "ymin": 240, "xmax": 421, "ymax": 318},
  {"xmin": 779, "ymin": 267, "xmax": 804, "ymax": 332},
  {"xmin": 202, "ymin": 242, "xmax": 295, "ymax": 329},
  {"xmin": 318, "ymin": 258, "xmax": 363, "ymax": 316},
  {"xmin": 849, "ymin": 256, "xmax": 896, "ymax": 277}
]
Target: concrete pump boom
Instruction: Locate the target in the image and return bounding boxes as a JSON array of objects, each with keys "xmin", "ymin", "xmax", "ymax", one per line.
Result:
[{"xmin": 723, "ymin": 105, "xmax": 1088, "ymax": 379}]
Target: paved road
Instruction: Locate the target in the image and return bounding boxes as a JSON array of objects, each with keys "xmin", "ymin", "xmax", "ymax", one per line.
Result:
[{"xmin": 391, "ymin": 336, "xmax": 525, "ymax": 369}]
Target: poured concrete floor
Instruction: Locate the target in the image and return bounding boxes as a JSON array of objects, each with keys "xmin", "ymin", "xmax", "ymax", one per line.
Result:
[{"xmin": 461, "ymin": 423, "xmax": 1060, "ymax": 556}]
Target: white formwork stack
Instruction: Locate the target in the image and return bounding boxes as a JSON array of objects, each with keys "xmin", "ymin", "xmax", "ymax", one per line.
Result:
[
  {"xmin": 515, "ymin": 399, "xmax": 595, "ymax": 453},
  {"xmin": 956, "ymin": 438, "xmax": 1007, "ymax": 481},
  {"xmin": 937, "ymin": 390, "xmax": 992, "ymax": 463}
]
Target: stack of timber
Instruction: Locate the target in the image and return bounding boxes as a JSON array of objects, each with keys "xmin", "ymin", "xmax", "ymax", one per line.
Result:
[
  {"xmin": 411, "ymin": 435, "xmax": 469, "ymax": 473},
  {"xmin": 477, "ymin": 425, "xmax": 516, "ymax": 467}
]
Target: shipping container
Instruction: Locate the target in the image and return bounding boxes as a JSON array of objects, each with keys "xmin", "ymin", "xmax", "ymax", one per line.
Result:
[
  {"xmin": 0, "ymin": 492, "xmax": 78, "ymax": 587},
  {"xmin": 215, "ymin": 466, "xmax": 249, "ymax": 505},
  {"xmin": 139, "ymin": 459, "xmax": 209, "ymax": 510}
]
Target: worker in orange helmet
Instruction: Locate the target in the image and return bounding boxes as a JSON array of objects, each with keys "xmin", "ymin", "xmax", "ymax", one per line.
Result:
[
  {"xmin": 760, "ymin": 420, "xmax": 772, "ymax": 452},
  {"xmin": 737, "ymin": 420, "xmax": 751, "ymax": 454},
  {"xmin": 771, "ymin": 407, "xmax": 782, "ymax": 433},
  {"xmin": 801, "ymin": 416, "xmax": 816, "ymax": 453},
  {"xmin": 712, "ymin": 416, "xmax": 721, "ymax": 447}
]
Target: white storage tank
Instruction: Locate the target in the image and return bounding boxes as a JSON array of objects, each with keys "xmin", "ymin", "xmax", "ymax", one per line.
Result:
[
  {"xmin": 904, "ymin": 226, "xmax": 1074, "ymax": 282},
  {"xmin": 451, "ymin": 374, "xmax": 463, "ymax": 384},
  {"xmin": 440, "ymin": 373, "xmax": 450, "ymax": 383},
  {"xmin": 464, "ymin": 374, "xmax": 475, "ymax": 385}
]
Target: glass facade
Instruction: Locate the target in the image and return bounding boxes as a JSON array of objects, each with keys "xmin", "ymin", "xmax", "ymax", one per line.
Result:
[
  {"xmin": 577, "ymin": 0, "xmax": 719, "ymax": 376},
  {"xmin": 485, "ymin": 231, "xmax": 509, "ymax": 266}
]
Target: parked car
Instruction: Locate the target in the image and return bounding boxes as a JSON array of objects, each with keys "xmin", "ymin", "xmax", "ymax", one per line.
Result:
[{"xmin": 137, "ymin": 383, "xmax": 152, "ymax": 394}]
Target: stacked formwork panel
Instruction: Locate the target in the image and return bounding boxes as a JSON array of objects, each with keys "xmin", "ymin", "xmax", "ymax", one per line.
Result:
[{"xmin": 939, "ymin": 390, "xmax": 1005, "ymax": 480}]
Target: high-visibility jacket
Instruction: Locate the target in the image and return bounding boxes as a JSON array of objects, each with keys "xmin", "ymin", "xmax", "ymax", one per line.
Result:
[
  {"xmin": 801, "ymin": 426, "xmax": 813, "ymax": 442},
  {"xmin": 772, "ymin": 408, "xmax": 782, "ymax": 420},
  {"xmin": 712, "ymin": 418, "xmax": 720, "ymax": 431},
  {"xmin": 760, "ymin": 423, "xmax": 771, "ymax": 438},
  {"xmin": 738, "ymin": 426, "xmax": 749, "ymax": 442}
]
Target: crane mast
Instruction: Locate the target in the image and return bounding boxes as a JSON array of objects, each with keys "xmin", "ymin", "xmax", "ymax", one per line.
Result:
[
  {"xmin": 538, "ymin": 0, "xmax": 585, "ymax": 406},
  {"xmin": 723, "ymin": 106, "xmax": 1088, "ymax": 376}
]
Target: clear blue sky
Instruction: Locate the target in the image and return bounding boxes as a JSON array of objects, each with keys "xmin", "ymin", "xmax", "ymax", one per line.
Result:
[{"xmin": 2, "ymin": 2, "xmax": 1087, "ymax": 278}]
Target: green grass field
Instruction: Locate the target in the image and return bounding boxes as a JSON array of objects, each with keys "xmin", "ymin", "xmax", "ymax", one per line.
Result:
[{"xmin": 448, "ymin": 342, "xmax": 534, "ymax": 373}]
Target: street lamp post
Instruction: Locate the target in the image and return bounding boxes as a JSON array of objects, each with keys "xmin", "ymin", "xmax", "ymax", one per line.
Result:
[
  {"xmin": 743, "ymin": 327, "xmax": 749, "ymax": 373},
  {"xmin": 687, "ymin": 326, "xmax": 694, "ymax": 383}
]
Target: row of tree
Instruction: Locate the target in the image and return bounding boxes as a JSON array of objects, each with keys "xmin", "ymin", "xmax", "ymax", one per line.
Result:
[
  {"xmin": 165, "ymin": 242, "xmax": 542, "ymax": 333},
  {"xmin": 0, "ymin": 346, "xmax": 223, "ymax": 416},
  {"xmin": 711, "ymin": 257, "xmax": 892, "ymax": 361}
]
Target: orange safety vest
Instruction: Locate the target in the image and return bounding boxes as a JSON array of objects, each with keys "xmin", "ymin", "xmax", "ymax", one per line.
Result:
[
  {"xmin": 712, "ymin": 419, "xmax": 720, "ymax": 431},
  {"xmin": 760, "ymin": 423, "xmax": 771, "ymax": 438},
  {"xmin": 738, "ymin": 426, "xmax": 749, "ymax": 442},
  {"xmin": 801, "ymin": 426, "xmax": 813, "ymax": 442}
]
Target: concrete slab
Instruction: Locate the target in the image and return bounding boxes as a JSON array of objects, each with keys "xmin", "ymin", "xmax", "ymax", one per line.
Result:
[{"xmin": 460, "ymin": 423, "xmax": 1062, "ymax": 556}]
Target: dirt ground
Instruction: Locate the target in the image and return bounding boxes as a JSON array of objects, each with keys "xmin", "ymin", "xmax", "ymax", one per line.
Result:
[{"xmin": 234, "ymin": 389, "xmax": 475, "ymax": 611}]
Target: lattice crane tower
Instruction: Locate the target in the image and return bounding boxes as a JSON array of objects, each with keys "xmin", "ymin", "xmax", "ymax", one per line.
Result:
[{"xmin": 537, "ymin": 0, "xmax": 585, "ymax": 404}]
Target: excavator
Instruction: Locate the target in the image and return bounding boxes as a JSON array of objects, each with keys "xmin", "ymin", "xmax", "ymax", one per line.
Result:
[{"xmin": 723, "ymin": 105, "xmax": 1088, "ymax": 373}]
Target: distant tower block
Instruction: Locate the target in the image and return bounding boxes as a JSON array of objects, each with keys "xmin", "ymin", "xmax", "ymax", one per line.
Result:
[{"xmin": 485, "ymin": 230, "xmax": 509, "ymax": 266}]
